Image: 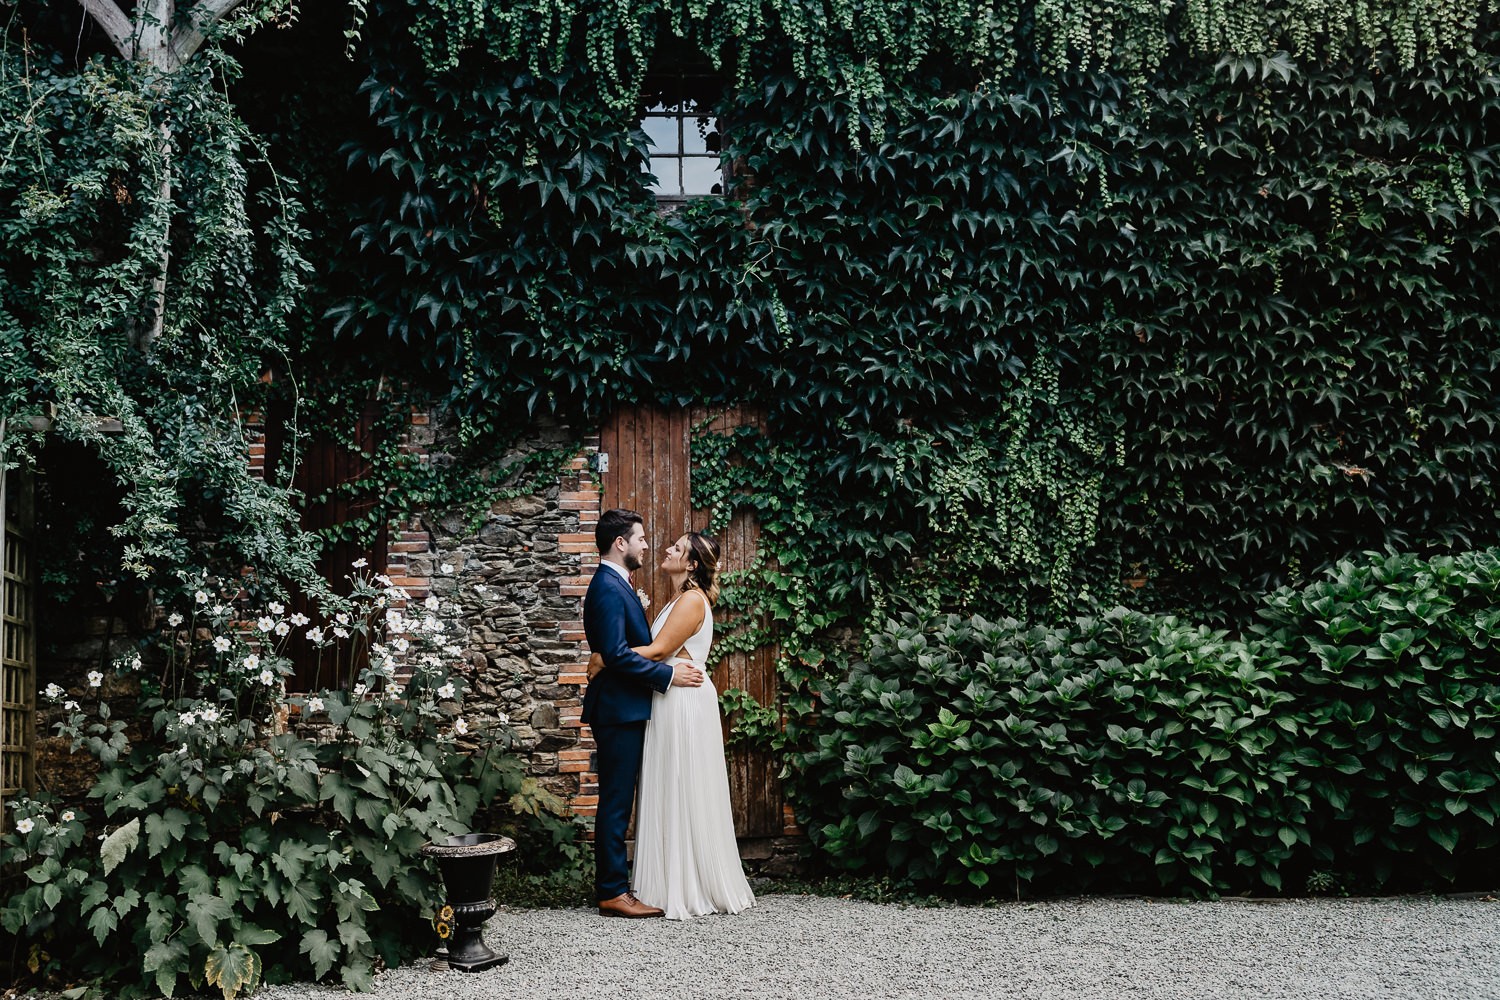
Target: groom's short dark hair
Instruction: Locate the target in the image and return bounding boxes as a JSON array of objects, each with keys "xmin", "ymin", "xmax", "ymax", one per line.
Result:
[{"xmin": 596, "ymin": 508, "xmax": 644, "ymax": 554}]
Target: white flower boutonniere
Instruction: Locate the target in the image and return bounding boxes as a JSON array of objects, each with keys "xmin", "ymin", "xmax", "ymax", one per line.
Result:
[{"xmin": 636, "ymin": 588, "xmax": 651, "ymax": 610}]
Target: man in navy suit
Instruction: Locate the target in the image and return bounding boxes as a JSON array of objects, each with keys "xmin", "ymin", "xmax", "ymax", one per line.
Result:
[{"xmin": 582, "ymin": 508, "xmax": 704, "ymax": 917}]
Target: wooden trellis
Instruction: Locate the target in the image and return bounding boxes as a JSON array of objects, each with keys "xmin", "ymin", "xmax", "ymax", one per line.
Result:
[{"xmin": 0, "ymin": 461, "xmax": 37, "ymax": 832}]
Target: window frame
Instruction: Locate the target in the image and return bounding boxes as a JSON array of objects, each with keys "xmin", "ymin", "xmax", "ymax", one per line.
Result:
[{"xmin": 638, "ymin": 69, "xmax": 727, "ymax": 201}]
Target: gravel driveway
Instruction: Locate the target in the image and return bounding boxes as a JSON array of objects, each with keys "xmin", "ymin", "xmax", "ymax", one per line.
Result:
[{"xmin": 251, "ymin": 891, "xmax": 1500, "ymax": 1000}]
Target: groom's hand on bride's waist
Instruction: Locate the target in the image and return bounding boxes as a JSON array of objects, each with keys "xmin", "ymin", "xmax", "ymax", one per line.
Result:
[{"xmin": 671, "ymin": 661, "xmax": 705, "ymax": 687}]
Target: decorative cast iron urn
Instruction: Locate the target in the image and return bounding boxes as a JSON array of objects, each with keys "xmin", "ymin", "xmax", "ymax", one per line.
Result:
[{"xmin": 421, "ymin": 833, "xmax": 517, "ymax": 972}]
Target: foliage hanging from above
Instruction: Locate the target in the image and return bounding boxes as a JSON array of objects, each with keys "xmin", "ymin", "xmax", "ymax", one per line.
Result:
[
  {"xmin": 357, "ymin": 0, "xmax": 1497, "ymax": 118},
  {"xmin": 337, "ymin": 4, "xmax": 1500, "ymax": 638},
  {"xmin": 0, "ymin": 34, "xmax": 320, "ymax": 601}
]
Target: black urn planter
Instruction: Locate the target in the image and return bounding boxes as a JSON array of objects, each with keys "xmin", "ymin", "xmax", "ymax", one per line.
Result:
[{"xmin": 421, "ymin": 833, "xmax": 517, "ymax": 973}]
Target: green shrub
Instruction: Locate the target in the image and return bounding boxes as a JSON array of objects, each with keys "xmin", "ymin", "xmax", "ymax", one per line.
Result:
[
  {"xmin": 1254, "ymin": 550, "xmax": 1500, "ymax": 884},
  {"xmin": 2, "ymin": 574, "xmax": 583, "ymax": 998},
  {"xmin": 790, "ymin": 550, "xmax": 1500, "ymax": 895}
]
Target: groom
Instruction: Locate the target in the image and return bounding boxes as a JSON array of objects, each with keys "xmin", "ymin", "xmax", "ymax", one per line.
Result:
[{"xmin": 581, "ymin": 508, "xmax": 704, "ymax": 918}]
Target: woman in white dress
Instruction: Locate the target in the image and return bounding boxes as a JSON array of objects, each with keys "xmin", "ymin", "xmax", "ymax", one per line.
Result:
[{"xmin": 587, "ymin": 531, "xmax": 755, "ymax": 919}]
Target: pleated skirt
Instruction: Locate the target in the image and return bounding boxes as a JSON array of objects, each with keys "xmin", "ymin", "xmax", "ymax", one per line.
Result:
[{"xmin": 633, "ymin": 674, "xmax": 756, "ymax": 920}]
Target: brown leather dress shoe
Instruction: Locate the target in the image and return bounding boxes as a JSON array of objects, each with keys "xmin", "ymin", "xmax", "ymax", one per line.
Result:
[{"xmin": 598, "ymin": 892, "xmax": 665, "ymax": 918}]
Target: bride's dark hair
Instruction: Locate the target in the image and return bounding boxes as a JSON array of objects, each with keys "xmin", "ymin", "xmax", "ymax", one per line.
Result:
[{"xmin": 680, "ymin": 531, "xmax": 721, "ymax": 604}]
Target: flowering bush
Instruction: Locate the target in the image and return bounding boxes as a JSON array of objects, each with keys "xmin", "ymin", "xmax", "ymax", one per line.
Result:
[{"xmin": 2, "ymin": 567, "xmax": 566, "ymax": 998}]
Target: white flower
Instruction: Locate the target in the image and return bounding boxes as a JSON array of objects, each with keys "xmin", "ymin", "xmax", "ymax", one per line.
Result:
[
  {"xmin": 268, "ymin": 601, "xmax": 286, "ymax": 615},
  {"xmin": 474, "ymin": 584, "xmax": 489, "ymax": 596},
  {"xmin": 384, "ymin": 609, "xmax": 405, "ymax": 629},
  {"xmin": 64, "ymin": 700, "xmax": 80, "ymax": 712},
  {"xmin": 199, "ymin": 707, "xmax": 220, "ymax": 723},
  {"xmin": 212, "ymin": 604, "xmax": 228, "ymax": 616},
  {"xmin": 256, "ymin": 616, "xmax": 276, "ymax": 632},
  {"xmin": 60, "ymin": 810, "xmax": 75, "ymax": 823},
  {"xmin": 423, "ymin": 595, "xmax": 440, "ymax": 611},
  {"xmin": 212, "ymin": 636, "xmax": 232, "ymax": 653},
  {"xmin": 44, "ymin": 683, "xmax": 65, "ymax": 700},
  {"xmin": 87, "ymin": 671, "xmax": 103, "ymax": 688},
  {"xmin": 242, "ymin": 654, "xmax": 261, "ymax": 671},
  {"xmin": 353, "ymin": 683, "xmax": 368, "ymax": 698},
  {"xmin": 497, "ymin": 712, "xmax": 510, "ymax": 726},
  {"xmin": 390, "ymin": 637, "xmax": 410, "ymax": 653},
  {"xmin": 442, "ymin": 644, "xmax": 463, "ymax": 656},
  {"xmin": 305, "ymin": 696, "xmax": 325, "ymax": 714},
  {"xmin": 437, "ymin": 682, "xmax": 456, "ymax": 700},
  {"xmin": 453, "ymin": 717, "xmax": 469, "ymax": 735},
  {"xmin": 388, "ymin": 683, "xmax": 404, "ymax": 697},
  {"xmin": 333, "ymin": 626, "xmax": 350, "ymax": 639},
  {"xmin": 274, "ymin": 622, "xmax": 291, "ymax": 637},
  {"xmin": 179, "ymin": 711, "xmax": 198, "ymax": 725},
  {"xmin": 352, "ymin": 558, "xmax": 368, "ymax": 569},
  {"xmin": 167, "ymin": 612, "xmax": 184, "ymax": 627},
  {"xmin": 636, "ymin": 588, "xmax": 651, "ymax": 610},
  {"xmin": 15, "ymin": 818, "xmax": 34, "ymax": 834},
  {"xmin": 290, "ymin": 613, "xmax": 310, "ymax": 626},
  {"xmin": 130, "ymin": 656, "xmax": 141, "ymax": 671},
  {"xmin": 422, "ymin": 617, "xmax": 444, "ymax": 633},
  {"xmin": 440, "ymin": 562, "xmax": 454, "ymax": 574},
  {"xmin": 258, "ymin": 669, "xmax": 276, "ymax": 687},
  {"xmin": 335, "ymin": 613, "xmax": 350, "ymax": 626},
  {"xmin": 305, "ymin": 627, "xmax": 325, "ymax": 643},
  {"xmin": 375, "ymin": 574, "xmax": 393, "ymax": 586},
  {"xmin": 195, "ymin": 591, "xmax": 209, "ymax": 605}
]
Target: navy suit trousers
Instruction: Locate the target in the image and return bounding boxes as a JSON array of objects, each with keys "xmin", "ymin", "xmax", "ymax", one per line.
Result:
[{"xmin": 592, "ymin": 720, "xmax": 647, "ymax": 901}]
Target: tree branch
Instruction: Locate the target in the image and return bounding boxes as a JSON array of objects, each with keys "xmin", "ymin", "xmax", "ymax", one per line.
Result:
[
  {"xmin": 171, "ymin": 0, "xmax": 247, "ymax": 66},
  {"xmin": 75, "ymin": 0, "xmax": 136, "ymax": 60}
]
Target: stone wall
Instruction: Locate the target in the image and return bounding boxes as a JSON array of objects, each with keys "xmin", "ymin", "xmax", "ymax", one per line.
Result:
[{"xmin": 413, "ymin": 419, "xmax": 602, "ymax": 813}]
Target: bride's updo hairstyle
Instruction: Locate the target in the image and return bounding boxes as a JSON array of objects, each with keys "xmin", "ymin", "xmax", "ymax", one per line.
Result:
[{"xmin": 681, "ymin": 531, "xmax": 721, "ymax": 604}]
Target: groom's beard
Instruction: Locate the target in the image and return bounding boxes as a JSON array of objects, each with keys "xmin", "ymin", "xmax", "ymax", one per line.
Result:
[{"xmin": 624, "ymin": 553, "xmax": 643, "ymax": 572}]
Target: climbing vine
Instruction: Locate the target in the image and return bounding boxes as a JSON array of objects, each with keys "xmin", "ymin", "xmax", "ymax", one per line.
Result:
[
  {"xmin": 0, "ymin": 30, "xmax": 321, "ymax": 603},
  {"xmin": 351, "ymin": 0, "xmax": 1496, "ymax": 138}
]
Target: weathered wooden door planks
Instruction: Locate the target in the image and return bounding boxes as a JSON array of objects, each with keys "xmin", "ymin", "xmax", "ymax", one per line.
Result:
[{"xmin": 599, "ymin": 405, "xmax": 783, "ymax": 839}]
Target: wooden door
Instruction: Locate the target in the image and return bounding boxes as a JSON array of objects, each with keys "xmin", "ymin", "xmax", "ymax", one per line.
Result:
[
  {"xmin": 263, "ymin": 402, "xmax": 388, "ymax": 691},
  {"xmin": 600, "ymin": 405, "xmax": 783, "ymax": 838}
]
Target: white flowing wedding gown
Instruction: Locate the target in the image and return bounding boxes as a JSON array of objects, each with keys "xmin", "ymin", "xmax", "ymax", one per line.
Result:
[{"xmin": 633, "ymin": 592, "xmax": 756, "ymax": 919}]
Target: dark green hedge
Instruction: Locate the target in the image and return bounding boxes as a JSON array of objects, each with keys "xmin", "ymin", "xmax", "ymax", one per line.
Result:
[{"xmin": 790, "ymin": 549, "xmax": 1500, "ymax": 894}]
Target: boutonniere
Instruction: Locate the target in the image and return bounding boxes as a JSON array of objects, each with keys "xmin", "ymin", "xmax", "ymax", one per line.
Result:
[{"xmin": 636, "ymin": 588, "xmax": 651, "ymax": 610}]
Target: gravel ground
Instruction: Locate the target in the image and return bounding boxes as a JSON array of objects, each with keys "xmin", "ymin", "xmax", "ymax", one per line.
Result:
[{"xmin": 251, "ymin": 892, "xmax": 1500, "ymax": 1000}]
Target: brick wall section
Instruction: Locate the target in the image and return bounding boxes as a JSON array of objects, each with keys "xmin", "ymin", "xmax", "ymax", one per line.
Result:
[{"xmin": 553, "ymin": 452, "xmax": 603, "ymax": 820}]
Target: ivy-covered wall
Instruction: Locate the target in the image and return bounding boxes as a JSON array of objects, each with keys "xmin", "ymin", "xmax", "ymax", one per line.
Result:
[{"xmin": 326, "ymin": 5, "xmax": 1500, "ymax": 649}]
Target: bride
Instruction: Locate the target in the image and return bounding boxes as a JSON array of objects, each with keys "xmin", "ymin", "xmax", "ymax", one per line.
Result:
[{"xmin": 588, "ymin": 530, "xmax": 755, "ymax": 919}]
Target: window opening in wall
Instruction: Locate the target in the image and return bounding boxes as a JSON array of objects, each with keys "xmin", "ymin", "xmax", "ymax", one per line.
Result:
[{"xmin": 639, "ymin": 70, "xmax": 725, "ymax": 199}]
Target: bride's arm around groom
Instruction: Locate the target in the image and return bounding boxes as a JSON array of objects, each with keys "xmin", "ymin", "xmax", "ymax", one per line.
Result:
[{"xmin": 587, "ymin": 587, "xmax": 708, "ymax": 681}]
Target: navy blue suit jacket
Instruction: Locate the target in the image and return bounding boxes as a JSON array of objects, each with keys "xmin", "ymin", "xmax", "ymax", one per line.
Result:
[{"xmin": 580, "ymin": 564, "xmax": 673, "ymax": 726}]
